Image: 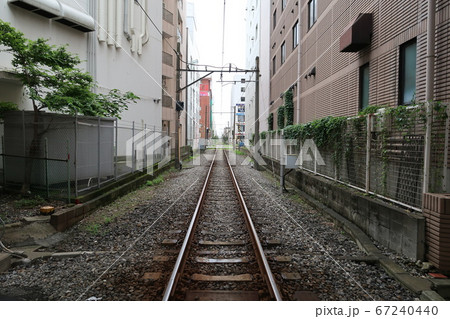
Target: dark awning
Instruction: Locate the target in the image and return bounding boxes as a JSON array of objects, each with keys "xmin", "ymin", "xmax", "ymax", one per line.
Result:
[{"xmin": 340, "ymin": 13, "xmax": 373, "ymax": 52}]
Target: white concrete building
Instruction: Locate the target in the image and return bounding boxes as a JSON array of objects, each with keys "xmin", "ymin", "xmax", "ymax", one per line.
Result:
[
  {"xmin": 185, "ymin": 1, "xmax": 200, "ymax": 147},
  {"xmin": 0, "ymin": 0, "xmax": 162, "ymax": 131},
  {"xmin": 230, "ymin": 74, "xmax": 246, "ymax": 143},
  {"xmin": 245, "ymin": 0, "xmax": 270, "ymax": 138}
]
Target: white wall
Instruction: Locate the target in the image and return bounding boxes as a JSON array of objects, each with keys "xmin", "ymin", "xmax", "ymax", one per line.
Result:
[
  {"xmin": 0, "ymin": 0, "xmax": 163, "ymax": 134},
  {"xmin": 244, "ymin": 0, "xmax": 259, "ymax": 141},
  {"xmin": 259, "ymin": 0, "xmax": 270, "ymax": 133},
  {"xmin": 95, "ymin": 0, "xmax": 162, "ymax": 131},
  {"xmin": 0, "ymin": 0, "xmax": 90, "ymax": 110},
  {"xmin": 186, "ymin": 1, "xmax": 201, "ymax": 146}
]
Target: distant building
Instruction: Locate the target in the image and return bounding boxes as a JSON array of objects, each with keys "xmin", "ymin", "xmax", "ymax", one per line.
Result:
[
  {"xmin": 230, "ymin": 75, "xmax": 246, "ymax": 143},
  {"xmin": 199, "ymin": 78, "xmax": 213, "ymax": 140},
  {"xmin": 162, "ymin": 0, "xmax": 187, "ymax": 150},
  {"xmin": 245, "ymin": 0, "xmax": 271, "ymax": 137},
  {"xmin": 185, "ymin": 1, "xmax": 201, "ymax": 147}
]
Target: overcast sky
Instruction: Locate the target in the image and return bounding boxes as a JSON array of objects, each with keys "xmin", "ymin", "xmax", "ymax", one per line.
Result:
[{"xmin": 191, "ymin": 0, "xmax": 247, "ymax": 136}]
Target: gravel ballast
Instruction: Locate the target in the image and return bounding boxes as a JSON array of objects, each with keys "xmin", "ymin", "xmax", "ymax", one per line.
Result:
[{"xmin": 0, "ymin": 149, "xmax": 419, "ymax": 301}]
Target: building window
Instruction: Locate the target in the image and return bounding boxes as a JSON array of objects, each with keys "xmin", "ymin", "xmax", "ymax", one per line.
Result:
[
  {"xmin": 281, "ymin": 42, "xmax": 286, "ymax": 65},
  {"xmin": 241, "ymin": 97, "xmax": 246, "ymax": 102},
  {"xmin": 282, "ymin": 0, "xmax": 286, "ymax": 11},
  {"xmin": 273, "ymin": 9, "xmax": 277, "ymax": 30},
  {"xmin": 308, "ymin": 0, "xmax": 317, "ymax": 29},
  {"xmin": 293, "ymin": 20, "xmax": 299, "ymax": 49},
  {"xmin": 272, "ymin": 56, "xmax": 276, "ymax": 76},
  {"xmin": 241, "ymin": 87, "xmax": 246, "ymax": 92},
  {"xmin": 399, "ymin": 39, "xmax": 417, "ymax": 105},
  {"xmin": 360, "ymin": 63, "xmax": 370, "ymax": 110}
]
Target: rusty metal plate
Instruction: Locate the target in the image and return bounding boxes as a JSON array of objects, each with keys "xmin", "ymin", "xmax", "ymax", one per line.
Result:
[
  {"xmin": 191, "ymin": 274, "xmax": 253, "ymax": 281},
  {"xmin": 199, "ymin": 240, "xmax": 246, "ymax": 246},
  {"xmin": 185, "ymin": 290, "xmax": 259, "ymax": 301},
  {"xmin": 195, "ymin": 257, "xmax": 249, "ymax": 263},
  {"xmin": 292, "ymin": 291, "xmax": 320, "ymax": 301}
]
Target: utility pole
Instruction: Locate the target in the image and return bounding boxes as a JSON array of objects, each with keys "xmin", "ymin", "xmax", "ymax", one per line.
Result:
[
  {"xmin": 254, "ymin": 56, "xmax": 261, "ymax": 170},
  {"xmin": 175, "ymin": 42, "xmax": 182, "ymax": 170},
  {"xmin": 232, "ymin": 105, "xmax": 236, "ymax": 150}
]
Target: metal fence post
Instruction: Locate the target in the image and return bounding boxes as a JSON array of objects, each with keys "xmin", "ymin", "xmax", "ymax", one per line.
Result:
[
  {"xmin": 365, "ymin": 114, "xmax": 372, "ymax": 193},
  {"xmin": 22, "ymin": 110, "xmax": 26, "ymax": 156},
  {"xmin": 1, "ymin": 136, "xmax": 5, "ymax": 188},
  {"xmin": 314, "ymin": 145, "xmax": 317, "ymax": 175},
  {"xmin": 67, "ymin": 139, "xmax": 71, "ymax": 203},
  {"xmin": 280, "ymin": 130, "xmax": 285, "ymax": 193},
  {"xmin": 144, "ymin": 124, "xmax": 147, "ymax": 172},
  {"xmin": 132, "ymin": 121, "xmax": 135, "ymax": 172},
  {"xmin": 98, "ymin": 117, "xmax": 101, "ymax": 188},
  {"xmin": 45, "ymin": 138, "xmax": 49, "ymax": 199},
  {"xmin": 74, "ymin": 113, "xmax": 78, "ymax": 198},
  {"xmin": 114, "ymin": 119, "xmax": 118, "ymax": 180},
  {"xmin": 443, "ymin": 108, "xmax": 449, "ymax": 192}
]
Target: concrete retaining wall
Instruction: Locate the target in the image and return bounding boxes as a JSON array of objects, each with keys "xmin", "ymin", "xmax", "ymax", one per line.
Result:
[{"xmin": 263, "ymin": 156, "xmax": 425, "ymax": 260}]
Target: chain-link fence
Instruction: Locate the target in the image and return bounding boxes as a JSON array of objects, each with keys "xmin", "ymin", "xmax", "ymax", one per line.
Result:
[
  {"xmin": 0, "ymin": 111, "xmax": 171, "ymax": 202},
  {"xmin": 260, "ymin": 106, "xmax": 450, "ymax": 211}
]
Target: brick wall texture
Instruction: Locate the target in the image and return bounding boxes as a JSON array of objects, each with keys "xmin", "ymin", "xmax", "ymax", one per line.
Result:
[{"xmin": 269, "ymin": 0, "xmax": 450, "ymax": 126}]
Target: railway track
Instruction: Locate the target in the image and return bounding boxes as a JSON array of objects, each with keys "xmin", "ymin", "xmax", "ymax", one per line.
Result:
[{"xmin": 162, "ymin": 149, "xmax": 282, "ymax": 301}]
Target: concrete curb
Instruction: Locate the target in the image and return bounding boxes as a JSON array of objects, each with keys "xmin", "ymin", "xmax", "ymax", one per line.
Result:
[
  {"xmin": 50, "ymin": 161, "xmax": 175, "ymax": 231},
  {"xmin": 260, "ymin": 166, "xmax": 444, "ymax": 300}
]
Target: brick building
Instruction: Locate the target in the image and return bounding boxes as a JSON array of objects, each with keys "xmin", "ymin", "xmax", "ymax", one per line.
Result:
[
  {"xmin": 200, "ymin": 78, "xmax": 213, "ymax": 139},
  {"xmin": 269, "ymin": 0, "xmax": 450, "ymax": 127}
]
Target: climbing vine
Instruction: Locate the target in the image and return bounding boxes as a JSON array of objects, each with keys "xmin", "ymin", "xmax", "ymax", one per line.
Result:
[
  {"xmin": 260, "ymin": 131, "xmax": 267, "ymax": 140},
  {"xmin": 284, "ymin": 89, "xmax": 294, "ymax": 126},
  {"xmin": 261, "ymin": 102, "xmax": 448, "ymax": 193},
  {"xmin": 277, "ymin": 105, "xmax": 285, "ymax": 129},
  {"xmin": 268, "ymin": 113, "xmax": 274, "ymax": 131}
]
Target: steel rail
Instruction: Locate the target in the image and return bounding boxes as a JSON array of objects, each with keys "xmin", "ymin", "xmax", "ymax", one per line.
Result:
[
  {"xmin": 162, "ymin": 150, "xmax": 217, "ymax": 301},
  {"xmin": 224, "ymin": 150, "xmax": 283, "ymax": 301}
]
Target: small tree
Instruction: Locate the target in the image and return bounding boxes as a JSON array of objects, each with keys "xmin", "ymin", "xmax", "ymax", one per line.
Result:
[
  {"xmin": 0, "ymin": 20, "xmax": 139, "ymax": 193},
  {"xmin": 222, "ymin": 133, "xmax": 229, "ymax": 144}
]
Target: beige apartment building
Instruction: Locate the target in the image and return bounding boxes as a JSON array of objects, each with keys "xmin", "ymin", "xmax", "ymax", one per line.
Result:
[
  {"xmin": 162, "ymin": 0, "xmax": 187, "ymax": 149},
  {"xmin": 270, "ymin": 0, "xmax": 450, "ymax": 127}
]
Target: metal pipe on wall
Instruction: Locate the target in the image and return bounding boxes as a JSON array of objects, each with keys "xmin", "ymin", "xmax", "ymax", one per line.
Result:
[
  {"xmin": 116, "ymin": 0, "xmax": 124, "ymax": 48},
  {"xmin": 98, "ymin": 0, "xmax": 107, "ymax": 42},
  {"xmin": 130, "ymin": 0, "xmax": 137, "ymax": 52},
  {"xmin": 107, "ymin": 0, "xmax": 116, "ymax": 46},
  {"xmin": 423, "ymin": 0, "xmax": 436, "ymax": 194}
]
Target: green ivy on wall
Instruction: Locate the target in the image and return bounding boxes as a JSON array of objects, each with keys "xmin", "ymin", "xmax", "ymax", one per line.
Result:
[
  {"xmin": 277, "ymin": 105, "xmax": 285, "ymax": 129},
  {"xmin": 268, "ymin": 113, "xmax": 274, "ymax": 131},
  {"xmin": 284, "ymin": 89, "xmax": 294, "ymax": 126}
]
